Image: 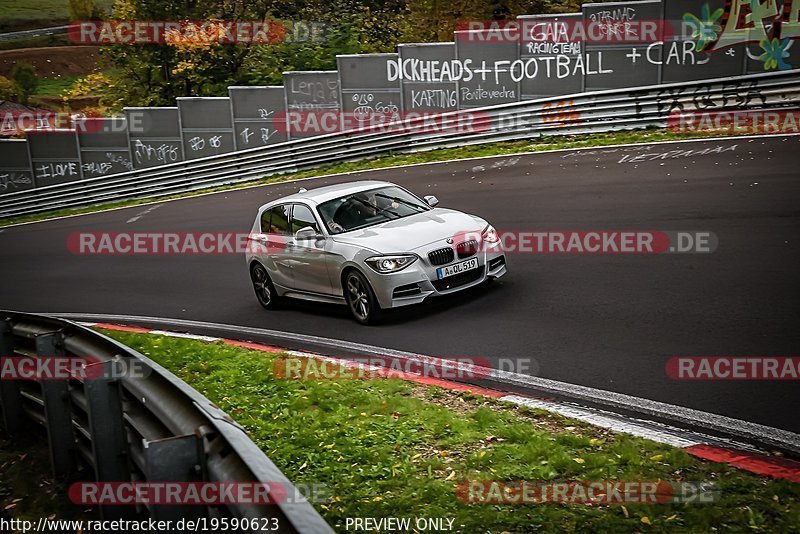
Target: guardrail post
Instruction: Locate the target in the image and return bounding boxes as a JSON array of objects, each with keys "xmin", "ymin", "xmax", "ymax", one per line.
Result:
[
  {"xmin": 36, "ymin": 332, "xmax": 77, "ymax": 477},
  {"xmin": 83, "ymin": 358, "xmax": 135, "ymax": 520},
  {"xmin": 143, "ymin": 434, "xmax": 206, "ymax": 521},
  {"xmin": 0, "ymin": 319, "xmax": 23, "ymax": 433}
]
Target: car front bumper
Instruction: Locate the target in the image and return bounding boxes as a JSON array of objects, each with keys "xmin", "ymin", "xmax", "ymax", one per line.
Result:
[{"xmin": 362, "ymin": 244, "xmax": 507, "ymax": 310}]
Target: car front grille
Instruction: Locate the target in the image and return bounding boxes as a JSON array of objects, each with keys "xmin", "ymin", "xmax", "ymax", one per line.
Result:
[
  {"xmin": 431, "ymin": 266, "xmax": 483, "ymax": 291},
  {"xmin": 428, "ymin": 247, "xmax": 455, "ymax": 266},
  {"xmin": 456, "ymin": 239, "xmax": 479, "ymax": 259}
]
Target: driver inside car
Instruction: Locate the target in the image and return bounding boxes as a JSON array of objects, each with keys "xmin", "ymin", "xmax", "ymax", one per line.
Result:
[{"xmin": 327, "ymin": 192, "xmax": 401, "ymax": 233}]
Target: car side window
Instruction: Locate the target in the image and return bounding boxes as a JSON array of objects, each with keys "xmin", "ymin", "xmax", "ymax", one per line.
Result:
[
  {"xmin": 261, "ymin": 205, "xmax": 291, "ymax": 235},
  {"xmin": 291, "ymin": 204, "xmax": 321, "ymax": 234}
]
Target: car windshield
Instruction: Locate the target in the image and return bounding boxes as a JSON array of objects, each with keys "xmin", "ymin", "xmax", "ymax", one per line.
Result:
[{"xmin": 317, "ymin": 186, "xmax": 431, "ymax": 234}]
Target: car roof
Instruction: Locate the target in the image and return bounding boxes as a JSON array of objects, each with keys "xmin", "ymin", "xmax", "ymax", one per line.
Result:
[{"xmin": 258, "ymin": 180, "xmax": 396, "ymax": 210}]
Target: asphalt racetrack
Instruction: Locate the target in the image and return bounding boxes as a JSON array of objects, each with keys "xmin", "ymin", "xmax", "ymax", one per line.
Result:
[{"xmin": 1, "ymin": 135, "xmax": 798, "ymax": 432}]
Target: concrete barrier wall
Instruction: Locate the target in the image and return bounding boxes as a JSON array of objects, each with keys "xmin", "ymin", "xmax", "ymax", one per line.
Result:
[{"xmin": 3, "ymin": 0, "xmax": 797, "ymax": 194}]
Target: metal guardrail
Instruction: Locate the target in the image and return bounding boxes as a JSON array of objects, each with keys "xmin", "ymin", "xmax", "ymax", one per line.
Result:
[
  {"xmin": 1, "ymin": 69, "xmax": 798, "ymax": 220},
  {"xmin": 0, "ymin": 311, "xmax": 333, "ymax": 533}
]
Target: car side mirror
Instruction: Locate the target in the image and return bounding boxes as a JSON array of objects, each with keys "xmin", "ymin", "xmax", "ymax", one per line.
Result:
[
  {"xmin": 424, "ymin": 195, "xmax": 439, "ymax": 207},
  {"xmin": 295, "ymin": 226, "xmax": 322, "ymax": 241}
]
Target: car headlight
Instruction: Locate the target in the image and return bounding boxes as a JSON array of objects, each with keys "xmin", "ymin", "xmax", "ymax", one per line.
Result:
[
  {"xmin": 365, "ymin": 255, "xmax": 418, "ymax": 273},
  {"xmin": 482, "ymin": 225, "xmax": 500, "ymax": 244}
]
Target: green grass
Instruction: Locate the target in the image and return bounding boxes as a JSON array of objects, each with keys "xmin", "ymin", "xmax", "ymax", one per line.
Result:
[
  {"xmin": 0, "ymin": 0, "xmax": 75, "ymax": 24},
  {"xmin": 0, "ymin": 0, "xmax": 114, "ymax": 32},
  {"xmin": 95, "ymin": 328, "xmax": 800, "ymax": 533},
  {"xmin": 0, "ymin": 128, "xmax": 746, "ymax": 228},
  {"xmin": 0, "ymin": 34, "xmax": 69, "ymax": 50},
  {"xmin": 34, "ymin": 75, "xmax": 78, "ymax": 96}
]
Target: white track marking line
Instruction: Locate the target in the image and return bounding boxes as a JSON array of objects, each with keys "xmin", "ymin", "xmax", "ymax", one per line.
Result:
[
  {"xmin": 126, "ymin": 204, "xmax": 162, "ymax": 224},
  {"xmin": 500, "ymin": 395, "xmax": 703, "ymax": 448},
  {"xmin": 147, "ymin": 330, "xmax": 221, "ymax": 342}
]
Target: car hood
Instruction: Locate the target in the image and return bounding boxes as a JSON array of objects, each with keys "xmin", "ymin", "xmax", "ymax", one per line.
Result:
[{"xmin": 330, "ymin": 208, "xmax": 486, "ymax": 253}]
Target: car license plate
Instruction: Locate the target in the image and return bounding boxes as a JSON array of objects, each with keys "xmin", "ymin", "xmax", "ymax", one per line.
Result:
[{"xmin": 437, "ymin": 257, "xmax": 479, "ymax": 279}]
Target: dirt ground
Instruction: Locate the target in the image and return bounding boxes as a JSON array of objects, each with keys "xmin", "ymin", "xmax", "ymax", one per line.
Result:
[{"xmin": 0, "ymin": 46, "xmax": 101, "ymax": 78}]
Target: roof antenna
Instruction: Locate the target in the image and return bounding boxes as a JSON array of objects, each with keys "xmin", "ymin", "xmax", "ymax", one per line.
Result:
[{"xmin": 298, "ymin": 188, "xmax": 308, "ymax": 193}]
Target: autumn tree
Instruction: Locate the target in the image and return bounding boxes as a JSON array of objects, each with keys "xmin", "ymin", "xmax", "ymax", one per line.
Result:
[
  {"xmin": 0, "ymin": 76, "xmax": 17, "ymax": 100},
  {"xmin": 68, "ymin": 0, "xmax": 105, "ymax": 20},
  {"xmin": 11, "ymin": 63, "xmax": 38, "ymax": 105},
  {"xmin": 84, "ymin": 0, "xmax": 559, "ymax": 109}
]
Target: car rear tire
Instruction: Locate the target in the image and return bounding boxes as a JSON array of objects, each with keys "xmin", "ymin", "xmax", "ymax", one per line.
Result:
[
  {"xmin": 344, "ymin": 270, "xmax": 381, "ymax": 325},
  {"xmin": 251, "ymin": 263, "xmax": 281, "ymax": 310}
]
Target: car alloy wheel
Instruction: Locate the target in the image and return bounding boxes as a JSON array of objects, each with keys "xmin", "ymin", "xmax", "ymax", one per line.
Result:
[
  {"xmin": 345, "ymin": 270, "xmax": 380, "ymax": 325},
  {"xmin": 251, "ymin": 263, "xmax": 280, "ymax": 309}
]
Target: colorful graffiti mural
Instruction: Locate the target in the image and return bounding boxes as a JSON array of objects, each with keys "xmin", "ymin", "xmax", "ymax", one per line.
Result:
[{"xmin": 687, "ymin": 0, "xmax": 798, "ymax": 71}]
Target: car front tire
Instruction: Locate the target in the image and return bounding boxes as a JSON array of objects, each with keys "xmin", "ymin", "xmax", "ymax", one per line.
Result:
[{"xmin": 344, "ymin": 269, "xmax": 382, "ymax": 325}]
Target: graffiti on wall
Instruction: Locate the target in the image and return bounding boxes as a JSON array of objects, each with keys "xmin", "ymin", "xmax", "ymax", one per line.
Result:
[
  {"xmin": 0, "ymin": 172, "xmax": 33, "ymax": 191},
  {"xmin": 629, "ymin": 78, "xmax": 771, "ymax": 117},
  {"xmin": 134, "ymin": 140, "xmax": 180, "ymax": 165},
  {"xmin": 688, "ymin": 0, "xmax": 799, "ymax": 71}
]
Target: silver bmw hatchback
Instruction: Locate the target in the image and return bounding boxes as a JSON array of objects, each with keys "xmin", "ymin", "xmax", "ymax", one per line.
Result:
[{"xmin": 246, "ymin": 180, "xmax": 507, "ymax": 324}]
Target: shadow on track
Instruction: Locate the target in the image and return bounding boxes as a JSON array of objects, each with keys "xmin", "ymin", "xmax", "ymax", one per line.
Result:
[{"xmin": 254, "ymin": 278, "xmax": 512, "ymax": 327}]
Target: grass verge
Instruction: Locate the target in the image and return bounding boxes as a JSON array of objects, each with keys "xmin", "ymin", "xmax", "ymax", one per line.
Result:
[
  {"xmin": 34, "ymin": 75, "xmax": 78, "ymax": 96},
  {"xmin": 96, "ymin": 328, "xmax": 800, "ymax": 532},
  {"xmin": 0, "ymin": 34, "xmax": 69, "ymax": 50},
  {"xmin": 0, "ymin": 0, "xmax": 114, "ymax": 32},
  {"xmin": 0, "ymin": 128, "xmax": 745, "ymax": 229}
]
